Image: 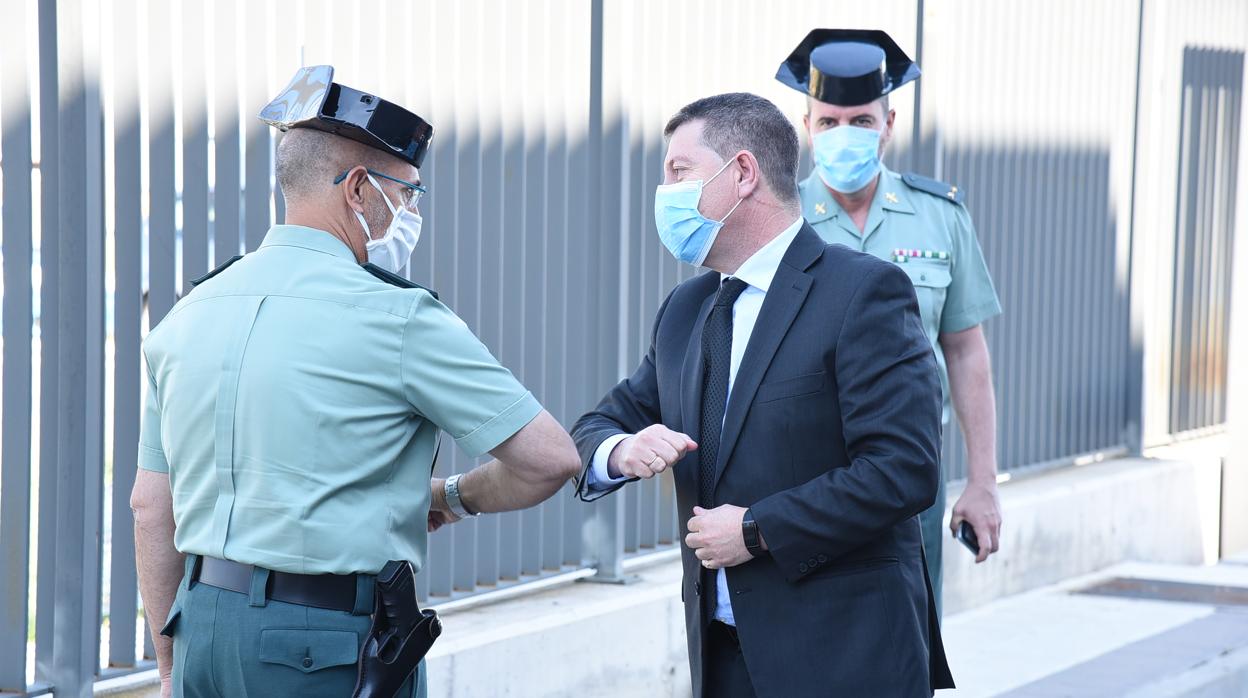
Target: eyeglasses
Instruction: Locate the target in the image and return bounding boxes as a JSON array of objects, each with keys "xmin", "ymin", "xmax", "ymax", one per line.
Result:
[{"xmin": 334, "ymin": 168, "xmax": 427, "ymax": 211}]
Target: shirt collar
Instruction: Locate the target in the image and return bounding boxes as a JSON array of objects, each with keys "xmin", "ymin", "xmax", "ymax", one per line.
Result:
[
  {"xmin": 259, "ymin": 225, "xmax": 358, "ymax": 262},
  {"xmin": 799, "ymin": 164, "xmax": 915, "ymax": 223},
  {"xmin": 721, "ymin": 217, "xmax": 804, "ymax": 294}
]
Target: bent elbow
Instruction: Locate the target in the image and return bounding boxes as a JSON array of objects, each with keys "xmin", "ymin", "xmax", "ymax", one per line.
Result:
[
  {"xmin": 908, "ymin": 463, "xmax": 942, "ymax": 515},
  {"xmin": 555, "ymin": 444, "xmax": 583, "ymax": 482}
]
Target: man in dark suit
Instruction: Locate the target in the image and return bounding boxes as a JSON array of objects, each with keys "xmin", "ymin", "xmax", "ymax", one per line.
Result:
[{"xmin": 572, "ymin": 92, "xmax": 954, "ymax": 697}]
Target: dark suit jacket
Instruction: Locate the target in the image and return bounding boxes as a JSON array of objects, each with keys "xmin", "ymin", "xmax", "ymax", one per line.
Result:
[{"xmin": 572, "ymin": 224, "xmax": 955, "ymax": 697}]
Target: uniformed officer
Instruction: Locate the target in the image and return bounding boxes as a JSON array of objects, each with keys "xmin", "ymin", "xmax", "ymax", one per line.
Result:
[
  {"xmin": 776, "ymin": 30, "xmax": 1005, "ymax": 613},
  {"xmin": 130, "ymin": 66, "xmax": 580, "ymax": 697}
]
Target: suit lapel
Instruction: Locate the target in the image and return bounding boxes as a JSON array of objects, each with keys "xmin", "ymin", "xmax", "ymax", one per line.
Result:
[{"xmin": 713, "ymin": 225, "xmax": 824, "ymax": 493}]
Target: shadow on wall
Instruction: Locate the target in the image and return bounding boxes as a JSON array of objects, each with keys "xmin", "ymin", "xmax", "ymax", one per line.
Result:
[{"xmin": 916, "ymin": 140, "xmax": 1133, "ymax": 481}]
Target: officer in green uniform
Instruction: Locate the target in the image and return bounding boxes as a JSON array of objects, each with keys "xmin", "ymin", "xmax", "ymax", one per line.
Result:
[
  {"xmin": 130, "ymin": 66, "xmax": 580, "ymax": 697},
  {"xmin": 776, "ymin": 30, "xmax": 1005, "ymax": 615}
]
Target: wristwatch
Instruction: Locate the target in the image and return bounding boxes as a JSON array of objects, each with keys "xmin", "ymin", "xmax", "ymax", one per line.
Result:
[
  {"xmin": 742, "ymin": 508, "xmax": 765, "ymax": 558},
  {"xmin": 444, "ymin": 474, "xmax": 479, "ymax": 518}
]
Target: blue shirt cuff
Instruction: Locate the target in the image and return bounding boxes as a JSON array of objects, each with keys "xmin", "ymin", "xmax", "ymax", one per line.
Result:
[{"xmin": 587, "ymin": 433, "xmax": 631, "ymax": 490}]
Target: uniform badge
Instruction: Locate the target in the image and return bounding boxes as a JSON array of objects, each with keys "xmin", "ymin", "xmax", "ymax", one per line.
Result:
[
  {"xmin": 814, "ymin": 203, "xmax": 827, "ymax": 215},
  {"xmin": 885, "ymin": 192, "xmax": 899, "ymax": 204}
]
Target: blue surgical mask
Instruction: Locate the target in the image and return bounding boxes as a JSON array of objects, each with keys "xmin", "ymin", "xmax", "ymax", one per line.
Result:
[
  {"xmin": 653, "ymin": 158, "xmax": 743, "ymax": 266},
  {"xmin": 812, "ymin": 125, "xmax": 882, "ymax": 194}
]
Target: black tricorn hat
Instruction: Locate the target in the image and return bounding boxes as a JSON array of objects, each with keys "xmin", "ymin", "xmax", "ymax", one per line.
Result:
[
  {"xmin": 776, "ymin": 29, "xmax": 920, "ymax": 107},
  {"xmin": 259, "ymin": 65, "xmax": 434, "ymax": 169}
]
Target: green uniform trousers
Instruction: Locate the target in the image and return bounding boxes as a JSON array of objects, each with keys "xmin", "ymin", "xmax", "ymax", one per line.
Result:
[
  {"xmin": 162, "ymin": 555, "xmax": 427, "ymax": 698},
  {"xmin": 918, "ymin": 471, "xmax": 947, "ymax": 618}
]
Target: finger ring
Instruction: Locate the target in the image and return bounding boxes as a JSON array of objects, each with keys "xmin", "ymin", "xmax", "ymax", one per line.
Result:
[{"xmin": 646, "ymin": 454, "xmax": 661, "ymax": 466}]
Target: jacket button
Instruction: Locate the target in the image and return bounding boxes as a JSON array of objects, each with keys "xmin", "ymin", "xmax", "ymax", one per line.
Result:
[
  {"xmin": 798, "ymin": 563, "xmax": 809, "ymax": 573},
  {"xmin": 808, "ymin": 557, "xmax": 819, "ymax": 567},
  {"xmin": 302, "ymin": 657, "xmax": 314, "ymax": 669},
  {"xmin": 694, "ymin": 581, "xmax": 702, "ymax": 595},
  {"xmin": 817, "ymin": 554, "xmax": 828, "ymax": 564}
]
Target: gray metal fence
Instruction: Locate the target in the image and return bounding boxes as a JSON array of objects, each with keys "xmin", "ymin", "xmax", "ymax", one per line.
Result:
[
  {"xmin": 1, "ymin": 0, "xmax": 1244, "ymax": 695},
  {"xmin": 1169, "ymin": 47, "xmax": 1243, "ymax": 435}
]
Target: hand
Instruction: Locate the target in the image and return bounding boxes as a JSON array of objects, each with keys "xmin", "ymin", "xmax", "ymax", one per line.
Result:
[
  {"xmin": 685, "ymin": 505, "xmax": 755, "ymax": 570},
  {"xmin": 428, "ymin": 477, "xmax": 463, "ymax": 533},
  {"xmin": 608, "ymin": 425, "xmax": 697, "ymax": 479},
  {"xmin": 950, "ymin": 479, "xmax": 1002, "ymax": 563}
]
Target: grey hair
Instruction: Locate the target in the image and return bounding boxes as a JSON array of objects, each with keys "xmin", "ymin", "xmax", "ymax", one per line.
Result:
[
  {"xmin": 663, "ymin": 92, "xmax": 800, "ymax": 204},
  {"xmin": 275, "ymin": 128, "xmax": 390, "ymax": 202}
]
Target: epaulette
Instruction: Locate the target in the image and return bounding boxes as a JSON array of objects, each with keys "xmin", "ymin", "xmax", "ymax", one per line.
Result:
[
  {"xmin": 902, "ymin": 172, "xmax": 965, "ymax": 205},
  {"xmin": 190, "ymin": 255, "xmax": 244, "ymax": 287},
  {"xmin": 362, "ymin": 262, "xmax": 439, "ymax": 300}
]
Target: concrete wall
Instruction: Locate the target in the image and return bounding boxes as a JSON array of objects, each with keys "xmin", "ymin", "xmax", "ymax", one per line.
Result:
[
  {"xmin": 426, "ymin": 560, "xmax": 691, "ymax": 698},
  {"xmin": 942, "ymin": 453, "xmax": 1223, "ymax": 615}
]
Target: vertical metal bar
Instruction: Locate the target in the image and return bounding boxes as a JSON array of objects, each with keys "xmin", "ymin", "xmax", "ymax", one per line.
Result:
[
  {"xmin": 271, "ymin": 0, "xmax": 298, "ymax": 228},
  {"xmin": 541, "ymin": 0, "xmax": 568, "ymax": 572},
  {"xmin": 181, "ymin": 1, "xmax": 210, "ymax": 292},
  {"xmin": 108, "ymin": 0, "xmax": 143, "ymax": 670},
  {"xmin": 562, "ymin": 0, "xmax": 590, "ymax": 567},
  {"xmin": 1121, "ymin": 0, "xmax": 1148, "ymax": 455},
  {"xmin": 1216, "ymin": 54, "xmax": 1243, "ymax": 424},
  {"xmin": 0, "ymin": 0, "xmax": 34, "ymax": 689},
  {"xmin": 34, "ymin": 0, "xmax": 61, "ymax": 682},
  {"xmin": 495, "ymin": 0, "xmax": 524, "ymax": 586},
  {"xmin": 449, "ymin": 0, "xmax": 484, "ymax": 592},
  {"xmin": 243, "ymin": 0, "xmax": 271, "ymax": 251},
  {"xmin": 422, "ymin": 0, "xmax": 454, "ymax": 599},
  {"xmin": 581, "ymin": 0, "xmax": 633, "ymax": 584},
  {"xmin": 518, "ymin": 0, "xmax": 546, "ymax": 579},
  {"xmin": 910, "ymin": 0, "xmax": 925, "ymax": 172},
  {"xmin": 51, "ymin": 0, "xmax": 107, "ymax": 692},
  {"xmin": 1192, "ymin": 79, "xmax": 1213, "ymax": 430},
  {"xmin": 1209, "ymin": 78, "xmax": 1227, "ymax": 426},
  {"xmin": 213, "ymin": 0, "xmax": 241, "ymax": 261},
  {"xmin": 1170, "ymin": 79, "xmax": 1194, "ymax": 434},
  {"xmin": 471, "ymin": 0, "xmax": 503, "ymax": 587},
  {"xmin": 147, "ymin": 0, "xmax": 176, "ymax": 324}
]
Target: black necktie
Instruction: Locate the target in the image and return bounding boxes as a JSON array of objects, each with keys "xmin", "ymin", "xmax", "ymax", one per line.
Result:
[{"xmin": 698, "ymin": 277, "xmax": 749, "ymax": 510}]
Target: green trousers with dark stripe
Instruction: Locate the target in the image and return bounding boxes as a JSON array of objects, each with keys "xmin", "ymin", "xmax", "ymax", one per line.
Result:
[
  {"xmin": 918, "ymin": 471, "xmax": 947, "ymax": 618},
  {"xmin": 162, "ymin": 555, "xmax": 427, "ymax": 698}
]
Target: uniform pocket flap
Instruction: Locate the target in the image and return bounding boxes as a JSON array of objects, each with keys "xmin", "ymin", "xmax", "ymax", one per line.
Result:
[
  {"xmin": 158, "ymin": 601, "xmax": 182, "ymax": 638},
  {"xmin": 899, "ymin": 262, "xmax": 952, "ymax": 289},
  {"xmin": 259, "ymin": 628, "xmax": 359, "ymax": 674}
]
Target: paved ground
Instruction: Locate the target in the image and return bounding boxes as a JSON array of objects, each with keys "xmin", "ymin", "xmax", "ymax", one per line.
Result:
[{"xmin": 941, "ymin": 555, "xmax": 1248, "ymax": 697}]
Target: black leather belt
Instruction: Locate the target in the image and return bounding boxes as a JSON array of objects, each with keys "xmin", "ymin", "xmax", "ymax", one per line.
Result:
[{"xmin": 195, "ymin": 556, "xmax": 362, "ymax": 613}]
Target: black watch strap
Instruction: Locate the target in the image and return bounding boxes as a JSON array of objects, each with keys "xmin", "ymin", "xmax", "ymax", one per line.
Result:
[{"xmin": 742, "ymin": 509, "xmax": 765, "ymax": 558}]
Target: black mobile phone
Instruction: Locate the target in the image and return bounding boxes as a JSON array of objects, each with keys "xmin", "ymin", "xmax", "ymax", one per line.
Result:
[{"xmin": 957, "ymin": 520, "xmax": 980, "ymax": 556}]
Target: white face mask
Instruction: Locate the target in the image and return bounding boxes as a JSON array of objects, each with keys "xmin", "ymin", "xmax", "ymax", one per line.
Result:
[{"xmin": 354, "ymin": 174, "xmax": 422, "ymax": 275}]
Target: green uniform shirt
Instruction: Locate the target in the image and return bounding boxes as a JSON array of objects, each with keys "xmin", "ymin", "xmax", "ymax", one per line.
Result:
[
  {"xmin": 138, "ymin": 225, "xmax": 542, "ymax": 575},
  {"xmin": 800, "ymin": 166, "xmax": 1002, "ymax": 422}
]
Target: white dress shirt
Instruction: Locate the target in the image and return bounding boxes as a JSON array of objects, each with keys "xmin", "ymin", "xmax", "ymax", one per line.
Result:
[{"xmin": 587, "ymin": 217, "xmax": 805, "ymax": 625}]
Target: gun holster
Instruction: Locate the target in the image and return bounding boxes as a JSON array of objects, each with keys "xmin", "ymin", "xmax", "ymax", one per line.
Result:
[{"xmin": 352, "ymin": 560, "xmax": 442, "ymax": 698}]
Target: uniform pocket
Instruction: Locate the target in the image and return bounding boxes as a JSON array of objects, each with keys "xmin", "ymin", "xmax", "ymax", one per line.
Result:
[
  {"xmin": 898, "ymin": 261, "xmax": 952, "ymax": 326},
  {"xmin": 756, "ymin": 370, "xmax": 826, "ymax": 404},
  {"xmin": 158, "ymin": 600, "xmax": 183, "ymax": 638},
  {"xmin": 258, "ymin": 628, "xmax": 359, "ymax": 674}
]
